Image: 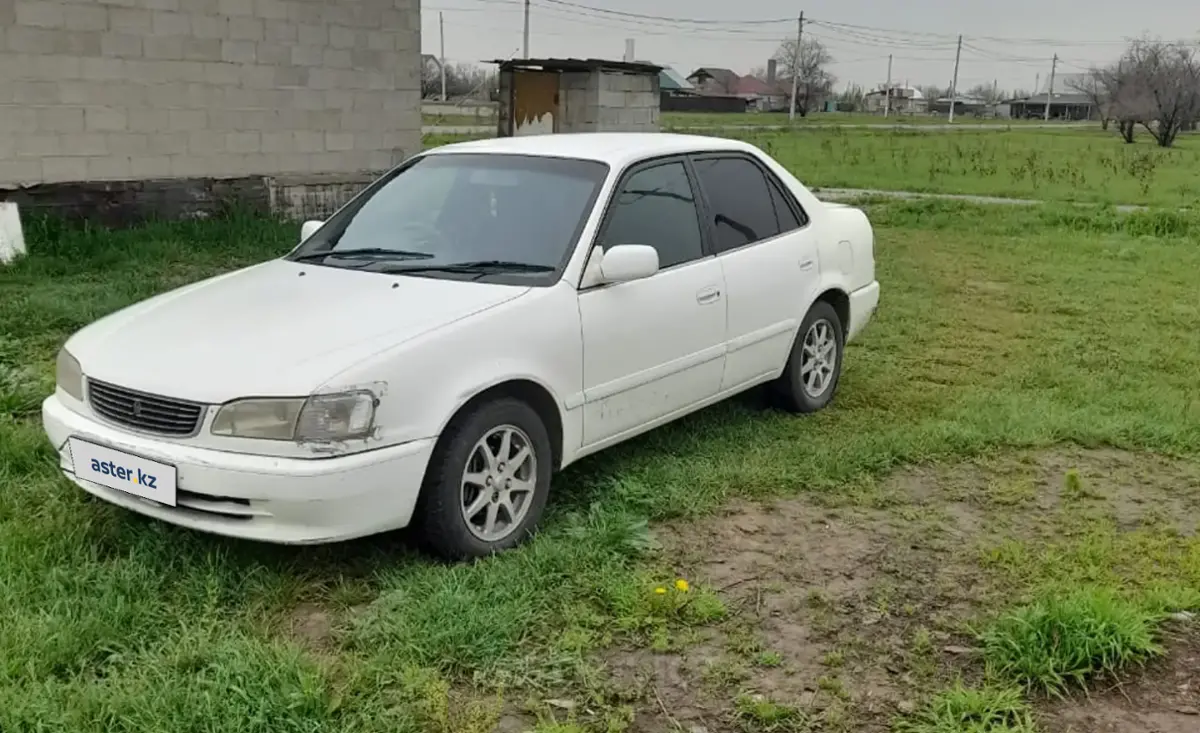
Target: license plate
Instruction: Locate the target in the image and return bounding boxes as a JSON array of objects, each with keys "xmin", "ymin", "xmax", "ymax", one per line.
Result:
[{"xmin": 68, "ymin": 437, "xmax": 178, "ymax": 507}]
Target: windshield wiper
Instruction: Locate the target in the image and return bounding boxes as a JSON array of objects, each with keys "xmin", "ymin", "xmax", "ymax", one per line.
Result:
[
  {"xmin": 292, "ymin": 248, "xmax": 434, "ymax": 262},
  {"xmin": 380, "ymin": 260, "xmax": 557, "ymax": 276}
]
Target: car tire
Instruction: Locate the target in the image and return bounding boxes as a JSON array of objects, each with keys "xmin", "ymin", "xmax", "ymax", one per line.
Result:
[
  {"xmin": 414, "ymin": 397, "xmax": 553, "ymax": 560},
  {"xmin": 770, "ymin": 300, "xmax": 845, "ymax": 414}
]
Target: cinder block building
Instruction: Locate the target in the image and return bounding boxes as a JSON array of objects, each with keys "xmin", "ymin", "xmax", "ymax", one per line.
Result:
[
  {"xmin": 493, "ymin": 58, "xmax": 661, "ymax": 137},
  {"xmin": 0, "ymin": 0, "xmax": 421, "ymax": 222}
]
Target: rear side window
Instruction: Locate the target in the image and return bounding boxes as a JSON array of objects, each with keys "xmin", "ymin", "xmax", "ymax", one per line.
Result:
[
  {"xmin": 693, "ymin": 157, "xmax": 784, "ymax": 253},
  {"xmin": 769, "ymin": 180, "xmax": 804, "ymax": 231}
]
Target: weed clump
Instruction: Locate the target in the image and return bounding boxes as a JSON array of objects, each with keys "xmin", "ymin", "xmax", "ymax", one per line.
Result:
[{"xmin": 979, "ymin": 588, "xmax": 1163, "ymax": 696}]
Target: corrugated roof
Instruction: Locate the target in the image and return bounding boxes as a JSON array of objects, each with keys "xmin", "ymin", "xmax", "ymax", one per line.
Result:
[{"xmin": 488, "ymin": 58, "xmax": 662, "ymax": 74}]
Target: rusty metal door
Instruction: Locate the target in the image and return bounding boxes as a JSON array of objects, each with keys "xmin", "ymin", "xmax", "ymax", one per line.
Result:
[{"xmin": 513, "ymin": 71, "xmax": 559, "ymax": 136}]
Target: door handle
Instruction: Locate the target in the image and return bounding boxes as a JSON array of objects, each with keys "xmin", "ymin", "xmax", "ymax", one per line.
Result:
[
  {"xmin": 799, "ymin": 259, "xmax": 815, "ymax": 271},
  {"xmin": 696, "ymin": 286, "xmax": 722, "ymax": 305}
]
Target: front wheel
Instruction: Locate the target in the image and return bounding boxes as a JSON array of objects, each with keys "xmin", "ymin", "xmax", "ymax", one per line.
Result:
[
  {"xmin": 770, "ymin": 301, "xmax": 845, "ymax": 413},
  {"xmin": 414, "ymin": 398, "xmax": 553, "ymax": 560}
]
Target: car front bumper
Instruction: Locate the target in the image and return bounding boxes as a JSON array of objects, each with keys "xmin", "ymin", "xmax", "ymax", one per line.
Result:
[{"xmin": 42, "ymin": 394, "xmax": 436, "ymax": 545}]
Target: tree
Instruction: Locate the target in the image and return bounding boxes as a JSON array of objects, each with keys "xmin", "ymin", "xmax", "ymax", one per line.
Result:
[
  {"xmin": 421, "ymin": 60, "xmax": 497, "ymax": 100},
  {"xmin": 838, "ymin": 83, "xmax": 866, "ymax": 111},
  {"xmin": 917, "ymin": 84, "xmax": 947, "ymax": 102},
  {"xmin": 963, "ymin": 83, "xmax": 1007, "ymax": 104},
  {"xmin": 1067, "ymin": 69, "xmax": 1113, "ymax": 130},
  {"xmin": 772, "ymin": 37, "xmax": 835, "ymax": 116},
  {"xmin": 1102, "ymin": 39, "xmax": 1200, "ymax": 147}
]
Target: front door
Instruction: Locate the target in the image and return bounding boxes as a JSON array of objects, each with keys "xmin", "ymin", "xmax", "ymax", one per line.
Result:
[
  {"xmin": 578, "ymin": 158, "xmax": 727, "ymax": 447},
  {"xmin": 513, "ymin": 71, "xmax": 558, "ymax": 136}
]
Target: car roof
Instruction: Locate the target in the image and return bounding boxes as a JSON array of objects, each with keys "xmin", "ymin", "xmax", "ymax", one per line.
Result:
[{"xmin": 422, "ymin": 132, "xmax": 762, "ymax": 168}]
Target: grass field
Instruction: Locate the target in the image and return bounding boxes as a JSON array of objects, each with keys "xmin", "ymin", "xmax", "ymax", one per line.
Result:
[
  {"xmin": 659, "ymin": 111, "xmax": 1074, "ymax": 128},
  {"xmin": 722, "ymin": 127, "xmax": 1200, "ymax": 208},
  {"xmin": 2, "ymin": 197, "xmax": 1198, "ymax": 732},
  {"xmin": 421, "ymin": 111, "xmax": 1084, "ymax": 129},
  {"xmin": 422, "ymin": 126, "xmax": 1200, "ymax": 209}
]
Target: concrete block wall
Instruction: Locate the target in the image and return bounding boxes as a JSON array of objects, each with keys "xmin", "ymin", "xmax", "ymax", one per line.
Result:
[
  {"xmin": 0, "ymin": 0, "xmax": 421, "ymax": 219},
  {"xmin": 556, "ymin": 70, "xmax": 659, "ymax": 134}
]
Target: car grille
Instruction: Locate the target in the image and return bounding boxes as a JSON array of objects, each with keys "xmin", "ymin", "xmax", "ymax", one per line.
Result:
[{"xmin": 87, "ymin": 379, "xmax": 206, "ymax": 436}]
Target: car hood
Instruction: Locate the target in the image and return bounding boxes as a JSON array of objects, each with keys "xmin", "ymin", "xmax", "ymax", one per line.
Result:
[{"xmin": 68, "ymin": 259, "xmax": 530, "ymax": 404}]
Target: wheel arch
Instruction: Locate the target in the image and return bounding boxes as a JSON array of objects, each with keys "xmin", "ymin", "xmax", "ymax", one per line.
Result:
[
  {"xmin": 436, "ymin": 378, "xmax": 566, "ymax": 471},
  {"xmin": 813, "ymin": 287, "xmax": 851, "ymax": 339}
]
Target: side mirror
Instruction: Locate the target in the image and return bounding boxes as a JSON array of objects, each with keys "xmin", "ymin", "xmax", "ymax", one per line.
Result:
[
  {"xmin": 599, "ymin": 244, "xmax": 658, "ymax": 283},
  {"xmin": 300, "ymin": 219, "xmax": 324, "ymax": 243}
]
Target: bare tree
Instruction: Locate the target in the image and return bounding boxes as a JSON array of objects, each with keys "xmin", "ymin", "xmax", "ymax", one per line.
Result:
[
  {"xmin": 1103, "ymin": 39, "xmax": 1200, "ymax": 147},
  {"xmin": 1067, "ymin": 69, "xmax": 1113, "ymax": 130},
  {"xmin": 421, "ymin": 61, "xmax": 497, "ymax": 101},
  {"xmin": 838, "ymin": 82, "xmax": 867, "ymax": 111},
  {"xmin": 917, "ymin": 84, "xmax": 947, "ymax": 102},
  {"xmin": 772, "ymin": 37, "xmax": 835, "ymax": 116},
  {"xmin": 964, "ymin": 83, "xmax": 1008, "ymax": 104}
]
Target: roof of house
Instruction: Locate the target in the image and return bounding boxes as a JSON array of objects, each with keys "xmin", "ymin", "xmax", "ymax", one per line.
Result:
[
  {"xmin": 733, "ymin": 75, "xmax": 774, "ymax": 96},
  {"xmin": 423, "ymin": 132, "xmax": 763, "ymax": 167},
  {"xmin": 1004, "ymin": 92, "xmax": 1094, "ymax": 105},
  {"xmin": 488, "ymin": 58, "xmax": 662, "ymax": 74},
  {"xmin": 932, "ymin": 95, "xmax": 990, "ymax": 105},
  {"xmin": 642, "ymin": 62, "xmax": 694, "ymax": 91},
  {"xmin": 687, "ymin": 67, "xmax": 739, "ymax": 87}
]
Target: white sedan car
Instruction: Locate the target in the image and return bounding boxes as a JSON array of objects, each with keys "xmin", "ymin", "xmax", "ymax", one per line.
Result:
[{"xmin": 43, "ymin": 133, "xmax": 879, "ymax": 559}]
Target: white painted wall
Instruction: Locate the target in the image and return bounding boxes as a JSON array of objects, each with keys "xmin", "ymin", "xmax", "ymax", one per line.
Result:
[{"xmin": 0, "ymin": 202, "xmax": 25, "ymax": 264}]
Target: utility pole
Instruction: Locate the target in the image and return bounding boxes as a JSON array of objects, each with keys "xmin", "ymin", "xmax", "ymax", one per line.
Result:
[
  {"xmin": 439, "ymin": 12, "xmax": 447, "ymax": 101},
  {"xmin": 884, "ymin": 54, "xmax": 892, "ymax": 117},
  {"xmin": 522, "ymin": 0, "xmax": 530, "ymax": 58},
  {"xmin": 948, "ymin": 33, "xmax": 962, "ymax": 122},
  {"xmin": 788, "ymin": 12, "xmax": 804, "ymax": 121},
  {"xmin": 1044, "ymin": 54, "xmax": 1058, "ymax": 121}
]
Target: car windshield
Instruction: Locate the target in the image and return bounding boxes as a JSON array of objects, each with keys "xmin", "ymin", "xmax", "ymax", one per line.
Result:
[{"xmin": 287, "ymin": 153, "xmax": 609, "ymax": 283}]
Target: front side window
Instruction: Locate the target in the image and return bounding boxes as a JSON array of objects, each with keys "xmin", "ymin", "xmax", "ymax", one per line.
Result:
[
  {"xmin": 600, "ymin": 161, "xmax": 704, "ymax": 269},
  {"xmin": 288, "ymin": 153, "xmax": 608, "ymax": 284},
  {"xmin": 693, "ymin": 156, "xmax": 784, "ymax": 253}
]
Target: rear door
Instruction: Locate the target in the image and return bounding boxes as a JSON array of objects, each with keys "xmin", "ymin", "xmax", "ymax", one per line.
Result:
[{"xmin": 690, "ymin": 153, "xmax": 819, "ymax": 392}]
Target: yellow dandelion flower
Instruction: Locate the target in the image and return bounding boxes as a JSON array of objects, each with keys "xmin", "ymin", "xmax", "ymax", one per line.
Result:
[
  {"xmin": 674, "ymin": 579, "xmax": 690, "ymax": 592},
  {"xmin": 654, "ymin": 587, "xmax": 667, "ymax": 595}
]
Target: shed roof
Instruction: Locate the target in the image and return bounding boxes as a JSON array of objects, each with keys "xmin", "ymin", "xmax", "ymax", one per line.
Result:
[{"xmin": 488, "ymin": 58, "xmax": 662, "ymax": 74}]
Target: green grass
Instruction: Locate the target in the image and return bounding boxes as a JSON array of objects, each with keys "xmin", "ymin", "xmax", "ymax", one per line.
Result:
[
  {"xmin": 721, "ymin": 127, "xmax": 1200, "ymax": 208},
  {"xmin": 423, "ymin": 125, "xmax": 1200, "ymax": 208},
  {"xmin": 894, "ymin": 684, "xmax": 1037, "ymax": 733},
  {"xmin": 978, "ymin": 589, "xmax": 1164, "ymax": 696},
  {"xmin": 660, "ymin": 111, "xmax": 1079, "ymax": 128},
  {"xmin": 2, "ymin": 200, "xmax": 1199, "ymax": 729}
]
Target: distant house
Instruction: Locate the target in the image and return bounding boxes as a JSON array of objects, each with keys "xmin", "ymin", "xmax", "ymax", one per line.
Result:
[
  {"xmin": 686, "ymin": 66, "xmax": 789, "ymax": 112},
  {"xmin": 928, "ymin": 95, "xmax": 990, "ymax": 116},
  {"xmin": 656, "ymin": 64, "xmax": 696, "ymax": 95},
  {"xmin": 687, "ymin": 67, "xmax": 741, "ymax": 95},
  {"xmin": 1005, "ymin": 92, "xmax": 1095, "ymax": 120},
  {"xmin": 863, "ymin": 86, "xmax": 927, "ymax": 115}
]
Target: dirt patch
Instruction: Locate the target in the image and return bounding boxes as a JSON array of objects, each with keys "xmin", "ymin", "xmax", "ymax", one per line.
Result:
[
  {"xmin": 287, "ymin": 602, "xmax": 336, "ymax": 651},
  {"xmin": 1039, "ymin": 627, "xmax": 1200, "ymax": 733},
  {"xmin": 600, "ymin": 447, "xmax": 1200, "ymax": 732}
]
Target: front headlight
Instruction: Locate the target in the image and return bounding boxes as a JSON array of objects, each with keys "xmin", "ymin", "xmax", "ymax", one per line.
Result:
[
  {"xmin": 211, "ymin": 391, "xmax": 376, "ymax": 442},
  {"xmin": 56, "ymin": 348, "xmax": 84, "ymax": 401}
]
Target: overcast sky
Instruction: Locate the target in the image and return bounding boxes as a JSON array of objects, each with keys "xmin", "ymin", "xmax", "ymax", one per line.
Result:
[{"xmin": 421, "ymin": 0, "xmax": 1197, "ymax": 94}]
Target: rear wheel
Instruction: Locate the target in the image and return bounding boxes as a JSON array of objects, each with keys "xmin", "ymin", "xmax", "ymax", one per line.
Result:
[
  {"xmin": 770, "ymin": 301, "xmax": 844, "ymax": 413},
  {"xmin": 414, "ymin": 398, "xmax": 552, "ymax": 560}
]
